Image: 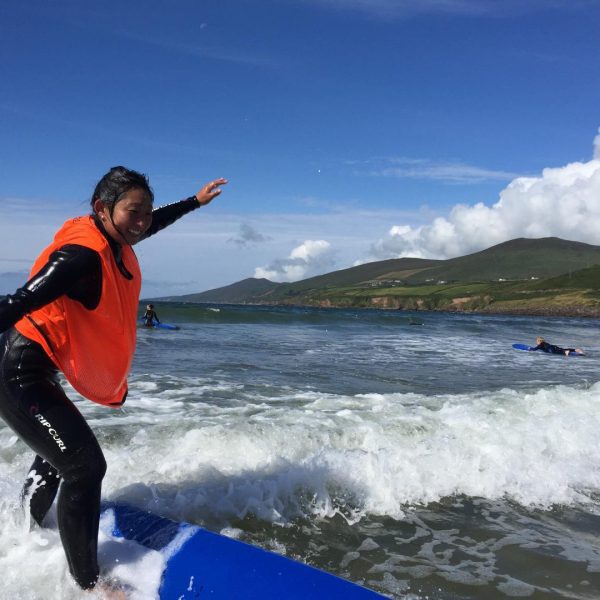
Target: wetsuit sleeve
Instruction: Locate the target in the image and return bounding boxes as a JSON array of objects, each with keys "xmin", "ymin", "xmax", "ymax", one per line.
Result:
[
  {"xmin": 0, "ymin": 245, "xmax": 101, "ymax": 332},
  {"xmin": 142, "ymin": 197, "xmax": 200, "ymax": 240}
]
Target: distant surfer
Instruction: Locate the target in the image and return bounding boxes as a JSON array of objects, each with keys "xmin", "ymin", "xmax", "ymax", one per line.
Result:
[
  {"xmin": 0, "ymin": 166, "xmax": 226, "ymax": 595},
  {"xmin": 532, "ymin": 336, "xmax": 585, "ymax": 356},
  {"xmin": 143, "ymin": 303, "xmax": 160, "ymax": 327}
]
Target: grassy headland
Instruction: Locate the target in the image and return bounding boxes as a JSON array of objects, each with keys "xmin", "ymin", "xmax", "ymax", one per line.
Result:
[{"xmin": 157, "ymin": 237, "xmax": 600, "ymax": 317}]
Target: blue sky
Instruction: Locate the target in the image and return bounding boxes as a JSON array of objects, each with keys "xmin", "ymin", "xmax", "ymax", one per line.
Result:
[{"xmin": 1, "ymin": 0, "xmax": 600, "ymax": 296}]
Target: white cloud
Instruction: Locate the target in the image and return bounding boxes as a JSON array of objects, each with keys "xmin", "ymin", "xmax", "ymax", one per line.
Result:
[
  {"xmin": 254, "ymin": 240, "xmax": 335, "ymax": 282},
  {"xmin": 368, "ymin": 129, "xmax": 600, "ymax": 260}
]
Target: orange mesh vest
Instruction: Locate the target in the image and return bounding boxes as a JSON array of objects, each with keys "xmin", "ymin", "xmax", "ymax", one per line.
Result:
[{"xmin": 15, "ymin": 216, "xmax": 141, "ymax": 407}]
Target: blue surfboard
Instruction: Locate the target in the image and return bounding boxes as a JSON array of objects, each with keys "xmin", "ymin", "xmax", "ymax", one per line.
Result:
[
  {"xmin": 512, "ymin": 343, "xmax": 533, "ymax": 352},
  {"xmin": 139, "ymin": 318, "xmax": 179, "ymax": 330},
  {"xmin": 101, "ymin": 503, "xmax": 385, "ymax": 599}
]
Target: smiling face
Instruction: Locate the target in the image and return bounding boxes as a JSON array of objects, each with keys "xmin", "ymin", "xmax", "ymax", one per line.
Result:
[{"xmin": 94, "ymin": 188, "xmax": 153, "ymax": 246}]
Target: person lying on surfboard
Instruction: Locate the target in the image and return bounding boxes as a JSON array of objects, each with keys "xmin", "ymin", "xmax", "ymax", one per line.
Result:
[
  {"xmin": 532, "ymin": 336, "xmax": 585, "ymax": 356},
  {"xmin": 143, "ymin": 303, "xmax": 160, "ymax": 327},
  {"xmin": 0, "ymin": 166, "xmax": 226, "ymax": 596}
]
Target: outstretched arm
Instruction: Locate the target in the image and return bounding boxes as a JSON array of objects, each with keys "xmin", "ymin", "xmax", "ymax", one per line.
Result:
[{"xmin": 143, "ymin": 178, "xmax": 227, "ymax": 240}]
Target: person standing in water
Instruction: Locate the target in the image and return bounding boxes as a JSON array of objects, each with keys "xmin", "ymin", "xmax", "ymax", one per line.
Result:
[
  {"xmin": 0, "ymin": 166, "xmax": 226, "ymax": 595},
  {"xmin": 143, "ymin": 303, "xmax": 160, "ymax": 327}
]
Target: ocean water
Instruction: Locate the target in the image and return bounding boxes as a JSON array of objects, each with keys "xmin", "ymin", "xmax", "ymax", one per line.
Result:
[{"xmin": 1, "ymin": 304, "xmax": 600, "ymax": 599}]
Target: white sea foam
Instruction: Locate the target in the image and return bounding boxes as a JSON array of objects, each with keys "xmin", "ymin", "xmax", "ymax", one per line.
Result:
[
  {"xmin": 2, "ymin": 378, "xmax": 600, "ymax": 598},
  {"xmin": 100, "ymin": 379, "xmax": 600, "ymax": 524}
]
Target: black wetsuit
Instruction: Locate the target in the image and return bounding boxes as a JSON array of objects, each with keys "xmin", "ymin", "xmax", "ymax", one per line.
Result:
[
  {"xmin": 143, "ymin": 308, "xmax": 159, "ymax": 327},
  {"xmin": 533, "ymin": 341, "xmax": 575, "ymax": 355},
  {"xmin": 0, "ymin": 197, "xmax": 199, "ymax": 589}
]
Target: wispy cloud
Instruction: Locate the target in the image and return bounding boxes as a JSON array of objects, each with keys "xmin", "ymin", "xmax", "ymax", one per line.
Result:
[
  {"xmin": 299, "ymin": 0, "xmax": 593, "ymax": 19},
  {"xmin": 304, "ymin": 0, "xmax": 485, "ymax": 17},
  {"xmin": 10, "ymin": 3, "xmax": 279, "ymax": 70},
  {"xmin": 371, "ymin": 158, "xmax": 525, "ymax": 183},
  {"xmin": 228, "ymin": 223, "xmax": 272, "ymax": 247},
  {"xmin": 141, "ymin": 278, "xmax": 203, "ymax": 298},
  {"xmin": 115, "ymin": 28, "xmax": 281, "ymax": 69},
  {"xmin": 0, "ymin": 258, "xmax": 34, "ymax": 265},
  {"xmin": 0, "ymin": 196, "xmax": 76, "ymax": 222},
  {"xmin": 0, "ymin": 102, "xmax": 199, "ymax": 155},
  {"xmin": 0, "ymin": 197, "xmax": 81, "ymax": 275}
]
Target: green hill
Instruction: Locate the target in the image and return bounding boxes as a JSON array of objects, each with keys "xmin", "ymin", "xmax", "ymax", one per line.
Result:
[
  {"xmin": 155, "ymin": 237, "xmax": 600, "ymax": 314},
  {"xmin": 158, "ymin": 278, "xmax": 279, "ymax": 303},
  {"xmin": 404, "ymin": 237, "xmax": 600, "ymax": 284},
  {"xmin": 274, "ymin": 257, "xmax": 442, "ymax": 290},
  {"xmin": 525, "ymin": 263, "xmax": 600, "ymax": 291},
  {"xmin": 155, "ymin": 257, "xmax": 444, "ymax": 303}
]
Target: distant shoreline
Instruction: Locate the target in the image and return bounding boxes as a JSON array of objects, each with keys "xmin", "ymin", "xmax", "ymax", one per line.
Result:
[
  {"xmin": 444, "ymin": 305, "xmax": 600, "ymax": 318},
  {"xmin": 260, "ymin": 299, "xmax": 600, "ymax": 319},
  {"xmin": 149, "ymin": 299, "xmax": 600, "ymax": 319}
]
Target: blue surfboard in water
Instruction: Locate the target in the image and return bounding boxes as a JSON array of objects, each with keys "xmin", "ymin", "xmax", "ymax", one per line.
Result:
[
  {"xmin": 102, "ymin": 503, "xmax": 385, "ymax": 599},
  {"xmin": 139, "ymin": 318, "xmax": 179, "ymax": 330},
  {"xmin": 512, "ymin": 343, "xmax": 534, "ymax": 351}
]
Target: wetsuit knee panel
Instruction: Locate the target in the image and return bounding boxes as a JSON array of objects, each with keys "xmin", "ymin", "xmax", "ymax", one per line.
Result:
[{"xmin": 60, "ymin": 442, "xmax": 107, "ymax": 488}]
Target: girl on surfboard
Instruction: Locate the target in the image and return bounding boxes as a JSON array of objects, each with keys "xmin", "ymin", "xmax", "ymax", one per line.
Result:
[
  {"xmin": 532, "ymin": 336, "xmax": 585, "ymax": 356},
  {"xmin": 0, "ymin": 166, "xmax": 226, "ymax": 595}
]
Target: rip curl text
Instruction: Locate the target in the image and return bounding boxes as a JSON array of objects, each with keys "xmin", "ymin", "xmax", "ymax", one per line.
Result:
[{"xmin": 35, "ymin": 414, "xmax": 67, "ymax": 452}]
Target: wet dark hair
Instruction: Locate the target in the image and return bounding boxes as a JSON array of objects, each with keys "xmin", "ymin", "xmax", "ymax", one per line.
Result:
[{"xmin": 90, "ymin": 166, "xmax": 154, "ymax": 215}]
